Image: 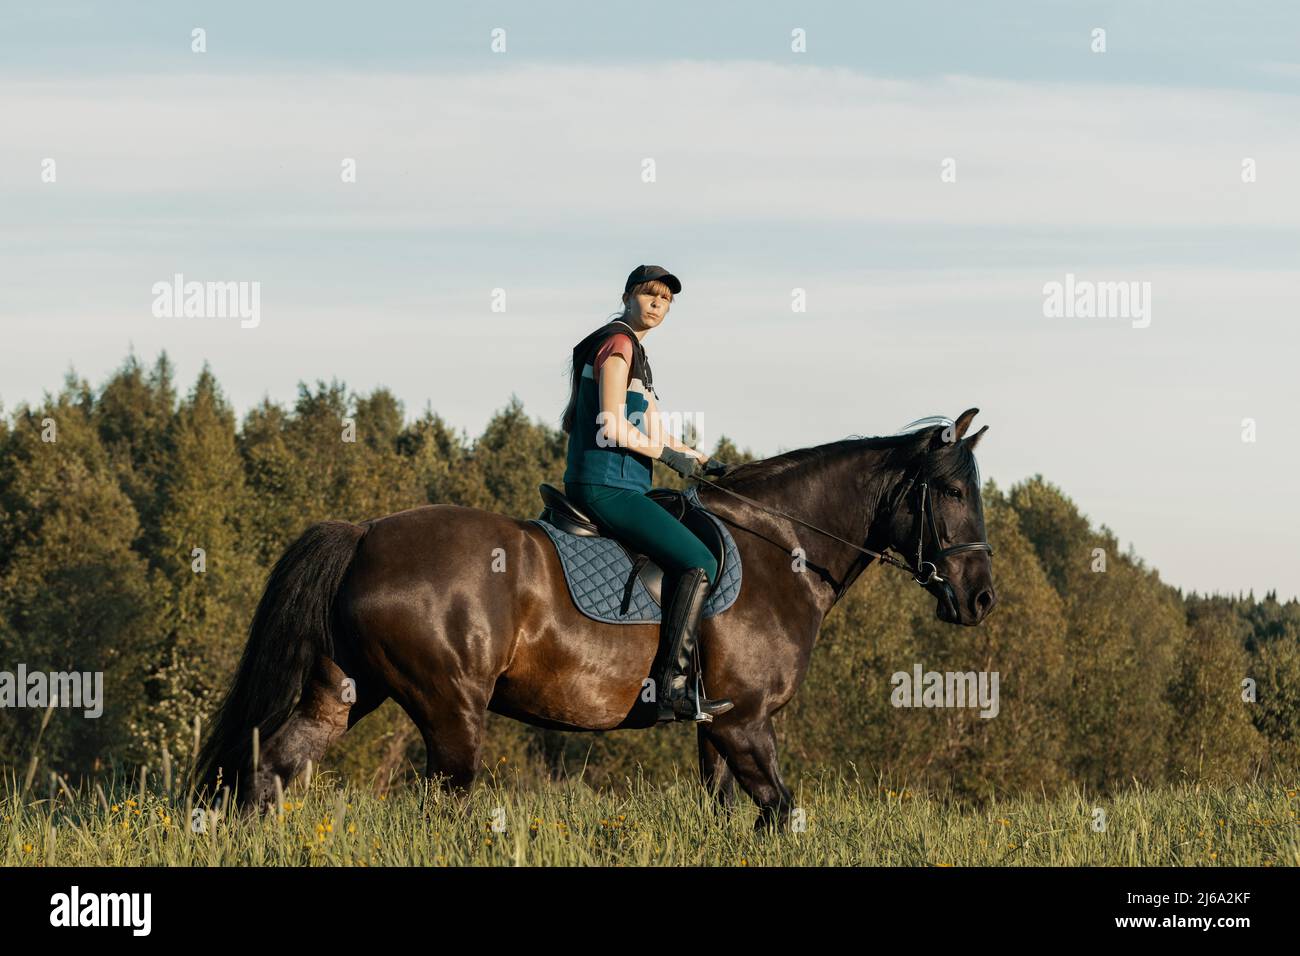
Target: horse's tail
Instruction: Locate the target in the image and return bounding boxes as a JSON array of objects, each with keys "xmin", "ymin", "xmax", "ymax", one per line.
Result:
[{"xmin": 194, "ymin": 520, "xmax": 367, "ymax": 801}]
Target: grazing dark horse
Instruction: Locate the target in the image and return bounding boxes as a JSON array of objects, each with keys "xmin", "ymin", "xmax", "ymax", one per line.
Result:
[{"xmin": 196, "ymin": 408, "xmax": 996, "ymax": 830}]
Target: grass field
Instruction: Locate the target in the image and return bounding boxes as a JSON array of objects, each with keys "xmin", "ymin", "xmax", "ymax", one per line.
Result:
[{"xmin": 3, "ymin": 764, "xmax": 1298, "ymax": 866}]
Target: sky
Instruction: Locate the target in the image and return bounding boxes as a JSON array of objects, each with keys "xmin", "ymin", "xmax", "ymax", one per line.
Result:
[{"xmin": 1, "ymin": 1, "xmax": 1297, "ymax": 599}]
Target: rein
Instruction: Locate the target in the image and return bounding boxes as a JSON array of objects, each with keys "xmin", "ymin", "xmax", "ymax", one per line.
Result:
[{"xmin": 691, "ymin": 470, "xmax": 992, "ymax": 592}]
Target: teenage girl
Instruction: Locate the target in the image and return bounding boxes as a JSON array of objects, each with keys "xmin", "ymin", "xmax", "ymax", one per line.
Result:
[{"xmin": 559, "ymin": 265, "xmax": 733, "ymax": 721}]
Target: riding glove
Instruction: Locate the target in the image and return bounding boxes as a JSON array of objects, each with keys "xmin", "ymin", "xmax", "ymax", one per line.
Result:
[{"xmin": 658, "ymin": 447, "xmax": 700, "ymax": 479}]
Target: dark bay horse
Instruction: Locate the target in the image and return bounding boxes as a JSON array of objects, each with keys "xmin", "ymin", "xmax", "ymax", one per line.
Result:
[{"xmin": 196, "ymin": 409, "xmax": 996, "ymax": 829}]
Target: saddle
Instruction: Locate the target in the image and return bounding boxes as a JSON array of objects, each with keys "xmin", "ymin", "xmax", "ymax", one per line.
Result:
[{"xmin": 531, "ymin": 483, "xmax": 742, "ymax": 624}]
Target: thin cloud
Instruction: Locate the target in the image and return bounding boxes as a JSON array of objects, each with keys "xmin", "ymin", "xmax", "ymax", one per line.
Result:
[{"xmin": 3, "ymin": 63, "xmax": 1297, "ymax": 233}]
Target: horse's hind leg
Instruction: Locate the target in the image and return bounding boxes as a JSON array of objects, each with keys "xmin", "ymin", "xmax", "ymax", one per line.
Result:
[
  {"xmin": 396, "ymin": 688, "xmax": 489, "ymax": 801},
  {"xmin": 252, "ymin": 656, "xmax": 355, "ymax": 808}
]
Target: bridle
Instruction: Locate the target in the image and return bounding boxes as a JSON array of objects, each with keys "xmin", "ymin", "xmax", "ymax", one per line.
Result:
[
  {"xmin": 888, "ymin": 473, "xmax": 994, "ymax": 587},
  {"xmin": 692, "ymin": 466, "xmax": 992, "ymax": 595}
]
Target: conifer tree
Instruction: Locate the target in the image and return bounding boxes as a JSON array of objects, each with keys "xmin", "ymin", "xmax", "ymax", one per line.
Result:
[
  {"xmin": 0, "ymin": 382, "xmax": 163, "ymax": 774},
  {"xmin": 132, "ymin": 364, "xmax": 262, "ymax": 760}
]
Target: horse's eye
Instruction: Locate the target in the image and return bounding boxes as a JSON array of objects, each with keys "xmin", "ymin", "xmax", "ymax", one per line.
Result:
[{"xmin": 945, "ymin": 487, "xmax": 963, "ymax": 500}]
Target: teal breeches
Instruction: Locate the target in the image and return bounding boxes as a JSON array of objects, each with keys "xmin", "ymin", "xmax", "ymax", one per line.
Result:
[{"xmin": 564, "ymin": 481, "xmax": 718, "ymax": 584}]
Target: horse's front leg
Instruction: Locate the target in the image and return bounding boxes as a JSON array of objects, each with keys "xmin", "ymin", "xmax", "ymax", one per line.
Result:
[
  {"xmin": 708, "ymin": 715, "xmax": 794, "ymax": 833},
  {"xmin": 698, "ymin": 727, "xmax": 737, "ymax": 810}
]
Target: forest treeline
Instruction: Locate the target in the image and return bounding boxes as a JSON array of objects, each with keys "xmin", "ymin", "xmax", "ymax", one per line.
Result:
[{"xmin": 1, "ymin": 352, "xmax": 1296, "ymax": 800}]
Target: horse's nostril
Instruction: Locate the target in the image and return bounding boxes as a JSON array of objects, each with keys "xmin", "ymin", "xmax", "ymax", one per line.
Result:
[{"xmin": 975, "ymin": 588, "xmax": 995, "ymax": 614}]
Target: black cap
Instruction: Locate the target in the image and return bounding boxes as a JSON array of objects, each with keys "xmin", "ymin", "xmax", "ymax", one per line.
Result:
[{"xmin": 624, "ymin": 264, "xmax": 681, "ymax": 296}]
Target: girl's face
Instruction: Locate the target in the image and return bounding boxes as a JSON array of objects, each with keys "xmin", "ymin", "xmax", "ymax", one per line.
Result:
[{"xmin": 626, "ymin": 285, "xmax": 673, "ymax": 331}]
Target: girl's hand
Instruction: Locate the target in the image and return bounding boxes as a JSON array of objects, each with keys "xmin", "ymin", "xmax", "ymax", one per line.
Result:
[{"xmin": 658, "ymin": 447, "xmax": 701, "ymax": 479}]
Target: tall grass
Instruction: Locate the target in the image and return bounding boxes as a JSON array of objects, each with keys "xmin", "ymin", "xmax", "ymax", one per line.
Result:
[{"xmin": 3, "ymin": 757, "xmax": 1297, "ymax": 866}]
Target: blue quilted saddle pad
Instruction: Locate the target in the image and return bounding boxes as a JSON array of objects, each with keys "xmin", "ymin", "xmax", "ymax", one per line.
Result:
[{"xmin": 528, "ymin": 485, "xmax": 743, "ymax": 624}]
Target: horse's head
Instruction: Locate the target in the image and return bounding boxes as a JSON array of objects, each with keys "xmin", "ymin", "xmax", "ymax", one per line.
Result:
[{"xmin": 881, "ymin": 408, "xmax": 996, "ymax": 626}]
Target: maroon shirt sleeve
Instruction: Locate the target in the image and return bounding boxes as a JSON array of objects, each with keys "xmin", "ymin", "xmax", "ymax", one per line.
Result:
[{"xmin": 593, "ymin": 333, "xmax": 634, "ymax": 376}]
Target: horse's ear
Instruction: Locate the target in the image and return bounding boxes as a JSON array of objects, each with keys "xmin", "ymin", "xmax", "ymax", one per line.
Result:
[
  {"xmin": 963, "ymin": 424, "xmax": 989, "ymax": 451},
  {"xmin": 953, "ymin": 408, "xmax": 979, "ymax": 439}
]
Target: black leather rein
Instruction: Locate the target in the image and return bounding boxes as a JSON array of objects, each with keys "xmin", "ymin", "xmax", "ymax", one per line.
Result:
[{"xmin": 691, "ymin": 471, "xmax": 992, "ymax": 590}]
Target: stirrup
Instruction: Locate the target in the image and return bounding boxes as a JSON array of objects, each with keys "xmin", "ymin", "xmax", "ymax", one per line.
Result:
[
  {"xmin": 659, "ymin": 695, "xmax": 730, "ymax": 723},
  {"xmin": 691, "ymin": 669, "xmax": 732, "ymax": 722},
  {"xmin": 658, "ymin": 669, "xmax": 733, "ymax": 723}
]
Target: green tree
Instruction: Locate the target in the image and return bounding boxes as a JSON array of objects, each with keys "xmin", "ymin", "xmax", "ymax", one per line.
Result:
[
  {"xmin": 1249, "ymin": 631, "xmax": 1300, "ymax": 774},
  {"xmin": 475, "ymin": 395, "xmax": 565, "ymax": 518},
  {"xmin": 0, "ymin": 382, "xmax": 164, "ymax": 774},
  {"xmin": 1009, "ymin": 477, "xmax": 1184, "ymax": 790},
  {"xmin": 129, "ymin": 365, "xmax": 263, "ymax": 761},
  {"xmin": 399, "ymin": 407, "xmax": 492, "ymax": 509},
  {"xmin": 1167, "ymin": 606, "xmax": 1265, "ymax": 782},
  {"xmin": 92, "ymin": 352, "xmax": 177, "ymax": 569}
]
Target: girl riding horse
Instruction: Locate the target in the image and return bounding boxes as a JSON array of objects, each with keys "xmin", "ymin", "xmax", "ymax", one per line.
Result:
[{"xmin": 559, "ymin": 264, "xmax": 733, "ymax": 721}]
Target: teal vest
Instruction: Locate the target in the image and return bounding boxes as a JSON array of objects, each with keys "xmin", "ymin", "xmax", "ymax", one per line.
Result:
[{"xmin": 563, "ymin": 320, "xmax": 657, "ymax": 491}]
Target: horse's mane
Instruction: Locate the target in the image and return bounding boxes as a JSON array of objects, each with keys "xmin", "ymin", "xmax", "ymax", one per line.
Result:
[{"xmin": 715, "ymin": 427, "xmax": 979, "ymax": 493}]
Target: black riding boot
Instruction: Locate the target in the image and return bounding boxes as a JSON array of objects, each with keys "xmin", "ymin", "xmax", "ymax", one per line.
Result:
[{"xmin": 656, "ymin": 567, "xmax": 733, "ymax": 723}]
